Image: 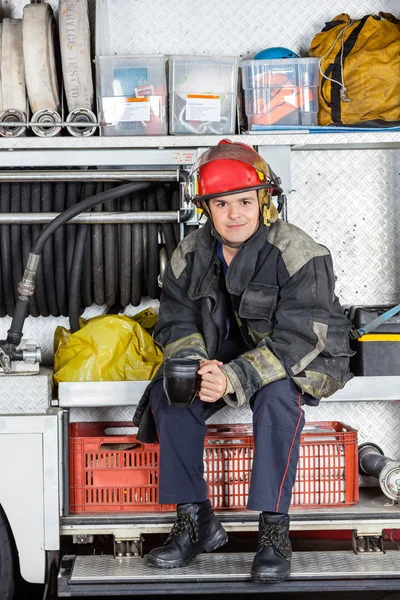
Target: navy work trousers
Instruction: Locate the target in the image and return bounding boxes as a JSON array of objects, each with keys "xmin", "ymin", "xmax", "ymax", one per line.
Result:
[{"xmin": 149, "ymin": 376, "xmax": 306, "ymax": 514}]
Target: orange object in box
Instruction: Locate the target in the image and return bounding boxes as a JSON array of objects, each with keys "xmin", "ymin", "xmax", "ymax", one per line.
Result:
[{"xmin": 69, "ymin": 421, "xmax": 358, "ymax": 514}]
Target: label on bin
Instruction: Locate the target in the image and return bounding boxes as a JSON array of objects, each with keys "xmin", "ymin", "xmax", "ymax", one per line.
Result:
[
  {"xmin": 186, "ymin": 94, "xmax": 221, "ymax": 122},
  {"xmin": 102, "ymin": 97, "xmax": 151, "ymax": 123}
]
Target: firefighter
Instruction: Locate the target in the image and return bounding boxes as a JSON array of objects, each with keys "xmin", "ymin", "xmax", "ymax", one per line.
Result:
[{"xmin": 133, "ymin": 140, "xmax": 353, "ymax": 583}]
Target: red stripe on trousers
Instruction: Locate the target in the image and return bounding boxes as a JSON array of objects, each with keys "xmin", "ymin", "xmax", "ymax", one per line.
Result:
[{"xmin": 275, "ymin": 392, "xmax": 302, "ymax": 512}]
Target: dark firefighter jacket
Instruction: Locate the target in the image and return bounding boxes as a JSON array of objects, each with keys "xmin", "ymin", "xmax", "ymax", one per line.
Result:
[{"xmin": 133, "ymin": 218, "xmax": 354, "ymax": 442}]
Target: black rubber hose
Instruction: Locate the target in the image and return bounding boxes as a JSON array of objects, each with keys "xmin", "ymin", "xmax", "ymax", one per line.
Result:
[
  {"xmin": 185, "ymin": 224, "xmax": 198, "ymax": 237},
  {"xmin": 53, "ymin": 182, "xmax": 68, "ymax": 316},
  {"xmin": 146, "ymin": 190, "xmax": 159, "ymax": 299},
  {"xmin": 0, "ymin": 250, "xmax": 4, "ymax": 317},
  {"xmin": 119, "ymin": 194, "xmax": 132, "ymax": 307},
  {"xmin": 65, "ymin": 182, "xmax": 80, "ymax": 288},
  {"xmin": 68, "ymin": 225, "xmax": 88, "ymax": 333},
  {"xmin": 141, "ymin": 193, "xmax": 148, "ymax": 297},
  {"xmin": 32, "ymin": 182, "xmax": 149, "ymax": 254},
  {"xmin": 30, "ymin": 183, "xmax": 49, "ymax": 317},
  {"xmin": 20, "ymin": 183, "xmax": 39, "ymax": 317},
  {"xmin": 41, "ymin": 182, "xmax": 60, "ymax": 316},
  {"xmin": 131, "ymin": 193, "xmax": 142, "ymax": 307},
  {"xmin": 92, "ymin": 182, "xmax": 105, "ymax": 305},
  {"xmin": 156, "ymin": 185, "xmax": 176, "ymax": 260},
  {"xmin": 80, "ymin": 182, "xmax": 96, "ymax": 308},
  {"xmin": 9, "ymin": 182, "xmax": 150, "ymax": 346},
  {"xmin": 171, "ymin": 188, "xmax": 181, "ymax": 246},
  {"xmin": 10, "ymin": 183, "xmax": 22, "ymax": 309},
  {"xmin": 0, "ymin": 236, "xmax": 4, "ymax": 317},
  {"xmin": 0, "ymin": 186, "xmax": 5, "ymax": 317},
  {"xmin": 104, "ymin": 183, "xmax": 118, "ymax": 306},
  {"xmin": 0, "ymin": 183, "xmax": 14, "ymax": 317}
]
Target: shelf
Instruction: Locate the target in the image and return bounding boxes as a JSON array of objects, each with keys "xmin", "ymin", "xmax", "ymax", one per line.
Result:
[
  {"xmin": 0, "ymin": 131, "xmax": 400, "ymax": 153},
  {"xmin": 57, "ymin": 376, "xmax": 400, "ymax": 408},
  {"xmin": 60, "ymin": 488, "xmax": 400, "ymax": 536}
]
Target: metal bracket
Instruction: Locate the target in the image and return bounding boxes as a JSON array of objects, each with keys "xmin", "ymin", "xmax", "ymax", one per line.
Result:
[
  {"xmin": 0, "ymin": 347, "xmax": 11, "ymax": 374},
  {"xmin": 256, "ymin": 145, "xmax": 292, "ymax": 199},
  {"xmin": 352, "ymin": 531, "xmax": 385, "ymax": 554},
  {"xmin": 73, "ymin": 535, "xmax": 94, "ymax": 545},
  {"xmin": 114, "ymin": 535, "xmax": 144, "ymax": 558}
]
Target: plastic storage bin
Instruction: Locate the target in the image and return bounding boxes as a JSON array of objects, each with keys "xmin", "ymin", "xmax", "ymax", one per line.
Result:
[
  {"xmin": 169, "ymin": 55, "xmax": 238, "ymax": 135},
  {"xmin": 96, "ymin": 55, "xmax": 168, "ymax": 136},
  {"xmin": 349, "ymin": 305, "xmax": 400, "ymax": 376},
  {"xmin": 204, "ymin": 423, "xmax": 358, "ymax": 509},
  {"xmin": 70, "ymin": 422, "xmax": 174, "ymax": 513},
  {"xmin": 70, "ymin": 421, "xmax": 358, "ymax": 513},
  {"xmin": 240, "ymin": 58, "xmax": 319, "ymax": 129}
]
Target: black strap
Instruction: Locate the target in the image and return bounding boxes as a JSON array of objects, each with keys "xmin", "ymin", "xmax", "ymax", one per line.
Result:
[
  {"xmin": 322, "ymin": 15, "xmax": 369, "ymax": 124},
  {"xmin": 320, "ymin": 63, "xmax": 335, "ymax": 108}
]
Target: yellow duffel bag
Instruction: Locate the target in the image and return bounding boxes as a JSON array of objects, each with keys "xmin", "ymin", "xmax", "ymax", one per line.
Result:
[{"xmin": 309, "ymin": 13, "xmax": 400, "ymax": 126}]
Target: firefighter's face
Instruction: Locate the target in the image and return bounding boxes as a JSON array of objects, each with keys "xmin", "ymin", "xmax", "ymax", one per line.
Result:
[{"xmin": 208, "ymin": 190, "xmax": 260, "ymax": 245}]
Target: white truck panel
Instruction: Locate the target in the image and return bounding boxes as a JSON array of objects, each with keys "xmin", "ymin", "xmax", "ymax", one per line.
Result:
[{"xmin": 0, "ymin": 415, "xmax": 59, "ymax": 584}]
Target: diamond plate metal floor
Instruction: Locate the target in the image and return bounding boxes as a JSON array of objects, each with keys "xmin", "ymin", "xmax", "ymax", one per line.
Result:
[{"xmin": 70, "ymin": 551, "xmax": 400, "ymax": 584}]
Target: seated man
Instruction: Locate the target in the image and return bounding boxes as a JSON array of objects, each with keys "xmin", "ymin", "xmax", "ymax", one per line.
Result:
[{"xmin": 133, "ymin": 140, "xmax": 353, "ymax": 583}]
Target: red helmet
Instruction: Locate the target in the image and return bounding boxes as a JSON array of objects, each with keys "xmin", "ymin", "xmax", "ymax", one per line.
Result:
[{"xmin": 186, "ymin": 139, "xmax": 282, "ymax": 203}]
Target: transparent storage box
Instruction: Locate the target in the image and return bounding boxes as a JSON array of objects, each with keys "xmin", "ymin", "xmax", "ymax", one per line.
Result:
[
  {"xmin": 96, "ymin": 55, "xmax": 168, "ymax": 136},
  {"xmin": 169, "ymin": 55, "xmax": 238, "ymax": 135},
  {"xmin": 240, "ymin": 58, "xmax": 319, "ymax": 129}
]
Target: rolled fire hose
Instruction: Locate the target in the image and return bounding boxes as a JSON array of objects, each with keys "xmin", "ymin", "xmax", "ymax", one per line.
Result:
[
  {"xmin": 59, "ymin": 0, "xmax": 96, "ymax": 137},
  {"xmin": 0, "ymin": 25, "xmax": 2, "ymax": 114},
  {"xmin": 0, "ymin": 19, "xmax": 27, "ymax": 138},
  {"xmin": 359, "ymin": 442, "xmax": 400, "ymax": 502},
  {"xmin": 22, "ymin": 2, "xmax": 61, "ymax": 137}
]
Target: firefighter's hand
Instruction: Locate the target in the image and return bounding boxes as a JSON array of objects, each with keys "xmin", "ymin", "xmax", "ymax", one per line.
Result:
[{"xmin": 198, "ymin": 360, "xmax": 227, "ymax": 403}]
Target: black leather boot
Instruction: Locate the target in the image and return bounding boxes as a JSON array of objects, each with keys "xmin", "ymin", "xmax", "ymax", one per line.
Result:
[
  {"xmin": 251, "ymin": 512, "xmax": 292, "ymax": 583},
  {"xmin": 147, "ymin": 500, "xmax": 228, "ymax": 568}
]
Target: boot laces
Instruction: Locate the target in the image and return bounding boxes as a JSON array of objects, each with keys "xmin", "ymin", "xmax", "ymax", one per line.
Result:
[
  {"xmin": 260, "ymin": 522, "xmax": 291, "ymax": 560},
  {"xmin": 165, "ymin": 514, "xmax": 199, "ymax": 545}
]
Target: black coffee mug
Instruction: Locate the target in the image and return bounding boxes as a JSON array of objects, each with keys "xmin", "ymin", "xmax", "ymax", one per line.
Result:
[{"xmin": 163, "ymin": 358, "xmax": 201, "ymax": 408}]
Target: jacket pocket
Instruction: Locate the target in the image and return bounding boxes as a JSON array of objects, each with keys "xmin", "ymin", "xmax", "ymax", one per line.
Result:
[
  {"xmin": 239, "ymin": 282, "xmax": 279, "ymax": 321},
  {"xmin": 320, "ymin": 329, "xmax": 355, "ymax": 358}
]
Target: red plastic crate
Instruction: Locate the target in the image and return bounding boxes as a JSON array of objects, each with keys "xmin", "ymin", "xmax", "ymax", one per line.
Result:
[
  {"xmin": 69, "ymin": 422, "xmax": 174, "ymax": 513},
  {"xmin": 69, "ymin": 420, "xmax": 358, "ymax": 514},
  {"xmin": 204, "ymin": 422, "xmax": 359, "ymax": 509}
]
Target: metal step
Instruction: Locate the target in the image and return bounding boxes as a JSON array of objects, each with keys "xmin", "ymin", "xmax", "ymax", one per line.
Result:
[
  {"xmin": 61, "ymin": 489, "xmax": 400, "ymax": 538},
  {"xmin": 58, "ymin": 551, "xmax": 400, "ymax": 596}
]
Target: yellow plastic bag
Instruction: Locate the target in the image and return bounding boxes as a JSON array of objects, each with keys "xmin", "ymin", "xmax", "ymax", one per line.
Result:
[{"xmin": 53, "ymin": 309, "xmax": 163, "ymax": 383}]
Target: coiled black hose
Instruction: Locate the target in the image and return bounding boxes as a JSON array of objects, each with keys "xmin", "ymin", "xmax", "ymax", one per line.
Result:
[
  {"xmin": 42, "ymin": 182, "xmax": 60, "ymax": 317},
  {"xmin": 53, "ymin": 182, "xmax": 68, "ymax": 316},
  {"xmin": 92, "ymin": 182, "xmax": 105, "ymax": 306},
  {"xmin": 31, "ymin": 183, "xmax": 49, "ymax": 317},
  {"xmin": 1, "ymin": 184, "xmax": 14, "ymax": 317},
  {"xmin": 131, "ymin": 193, "xmax": 143, "ymax": 307},
  {"xmin": 21, "ymin": 183, "xmax": 39, "ymax": 318},
  {"xmin": 147, "ymin": 190, "xmax": 159, "ymax": 300},
  {"xmin": 120, "ymin": 193, "xmax": 132, "ymax": 308},
  {"xmin": 0, "ymin": 180, "xmax": 182, "ymax": 327}
]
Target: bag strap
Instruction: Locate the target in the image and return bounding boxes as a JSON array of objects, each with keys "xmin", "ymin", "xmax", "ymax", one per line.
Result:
[
  {"xmin": 329, "ymin": 15, "xmax": 369, "ymax": 124},
  {"xmin": 350, "ymin": 304, "xmax": 400, "ymax": 340},
  {"xmin": 320, "ymin": 63, "xmax": 336, "ymax": 108}
]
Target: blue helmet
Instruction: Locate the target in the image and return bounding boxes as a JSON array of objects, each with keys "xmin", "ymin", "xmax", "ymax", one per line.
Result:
[{"xmin": 254, "ymin": 47, "xmax": 299, "ymax": 60}]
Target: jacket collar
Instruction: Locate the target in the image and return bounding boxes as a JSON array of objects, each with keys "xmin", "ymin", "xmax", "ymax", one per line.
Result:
[{"xmin": 188, "ymin": 221, "xmax": 271, "ymax": 300}]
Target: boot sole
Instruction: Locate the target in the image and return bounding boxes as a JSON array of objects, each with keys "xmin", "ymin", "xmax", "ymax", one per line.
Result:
[
  {"xmin": 251, "ymin": 572, "xmax": 290, "ymax": 584},
  {"xmin": 147, "ymin": 527, "xmax": 228, "ymax": 569}
]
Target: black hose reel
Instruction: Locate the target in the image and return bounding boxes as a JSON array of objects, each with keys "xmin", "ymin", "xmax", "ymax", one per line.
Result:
[{"xmin": 0, "ymin": 176, "xmax": 195, "ymax": 373}]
